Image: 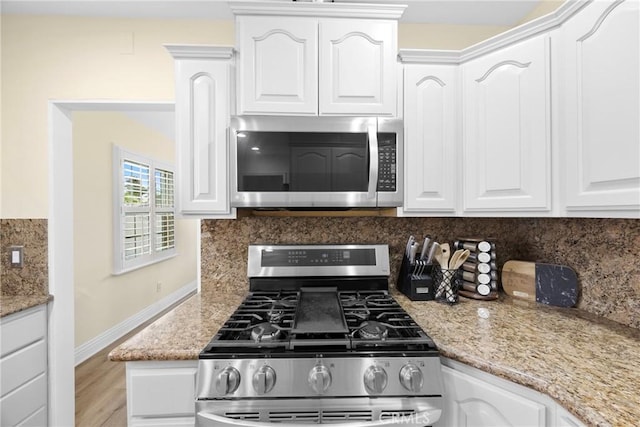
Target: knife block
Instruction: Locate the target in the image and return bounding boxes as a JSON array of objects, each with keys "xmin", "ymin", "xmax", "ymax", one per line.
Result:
[{"xmin": 397, "ymin": 254, "xmax": 435, "ymax": 301}]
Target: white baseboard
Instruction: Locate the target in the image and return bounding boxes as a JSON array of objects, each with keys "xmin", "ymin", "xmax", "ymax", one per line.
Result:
[{"xmin": 74, "ymin": 280, "xmax": 197, "ymax": 366}]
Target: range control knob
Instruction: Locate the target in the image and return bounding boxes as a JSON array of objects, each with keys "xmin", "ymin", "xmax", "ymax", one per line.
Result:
[
  {"xmin": 252, "ymin": 365, "xmax": 276, "ymax": 395},
  {"xmin": 215, "ymin": 366, "xmax": 240, "ymax": 395},
  {"xmin": 364, "ymin": 365, "xmax": 388, "ymax": 394},
  {"xmin": 308, "ymin": 365, "xmax": 332, "ymax": 394},
  {"xmin": 399, "ymin": 363, "xmax": 424, "ymax": 393}
]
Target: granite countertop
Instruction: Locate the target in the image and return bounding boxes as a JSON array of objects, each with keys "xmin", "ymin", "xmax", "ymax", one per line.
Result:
[
  {"xmin": 0, "ymin": 294, "xmax": 52, "ymax": 317},
  {"xmin": 109, "ymin": 290, "xmax": 640, "ymax": 427}
]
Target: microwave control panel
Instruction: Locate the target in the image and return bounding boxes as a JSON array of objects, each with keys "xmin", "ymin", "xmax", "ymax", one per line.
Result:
[{"xmin": 377, "ymin": 135, "xmax": 396, "ymax": 192}]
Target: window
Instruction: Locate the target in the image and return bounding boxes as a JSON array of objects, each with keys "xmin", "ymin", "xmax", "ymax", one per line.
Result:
[{"xmin": 113, "ymin": 146, "xmax": 175, "ymax": 274}]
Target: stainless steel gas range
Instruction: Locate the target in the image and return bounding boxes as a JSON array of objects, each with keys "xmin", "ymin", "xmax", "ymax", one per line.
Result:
[{"xmin": 196, "ymin": 244, "xmax": 444, "ymax": 427}]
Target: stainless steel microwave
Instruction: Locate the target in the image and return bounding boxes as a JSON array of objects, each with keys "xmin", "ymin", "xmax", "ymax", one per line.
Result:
[{"xmin": 229, "ymin": 116, "xmax": 403, "ymax": 208}]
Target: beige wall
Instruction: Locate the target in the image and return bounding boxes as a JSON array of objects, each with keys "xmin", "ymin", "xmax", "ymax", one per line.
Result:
[
  {"xmin": 73, "ymin": 111, "xmax": 197, "ymax": 347},
  {"xmin": 518, "ymin": 0, "xmax": 566, "ymax": 25},
  {"xmin": 398, "ymin": 23, "xmax": 510, "ymax": 50},
  {"xmin": 0, "ymin": 15, "xmax": 234, "ymax": 218}
]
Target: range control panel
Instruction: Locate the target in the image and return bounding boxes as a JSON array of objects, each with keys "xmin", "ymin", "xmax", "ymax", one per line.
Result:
[
  {"xmin": 261, "ymin": 248, "xmax": 376, "ymax": 267},
  {"xmin": 247, "ymin": 244, "xmax": 390, "ymax": 278}
]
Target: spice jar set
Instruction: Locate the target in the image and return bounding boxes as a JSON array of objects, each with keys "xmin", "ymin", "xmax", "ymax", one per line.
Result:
[{"xmin": 398, "ymin": 236, "xmax": 498, "ymax": 303}]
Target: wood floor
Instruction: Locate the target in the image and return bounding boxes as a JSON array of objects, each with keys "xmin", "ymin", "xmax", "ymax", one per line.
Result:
[{"xmin": 75, "ymin": 295, "xmax": 194, "ymax": 426}]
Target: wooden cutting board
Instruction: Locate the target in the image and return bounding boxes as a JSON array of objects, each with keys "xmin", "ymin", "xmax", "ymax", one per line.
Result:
[{"xmin": 502, "ymin": 261, "xmax": 579, "ymax": 307}]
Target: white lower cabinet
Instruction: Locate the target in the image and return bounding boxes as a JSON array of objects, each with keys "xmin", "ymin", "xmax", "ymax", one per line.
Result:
[
  {"xmin": 437, "ymin": 359, "xmax": 585, "ymax": 427},
  {"xmin": 126, "ymin": 360, "xmax": 198, "ymax": 427},
  {"xmin": 0, "ymin": 305, "xmax": 48, "ymax": 427}
]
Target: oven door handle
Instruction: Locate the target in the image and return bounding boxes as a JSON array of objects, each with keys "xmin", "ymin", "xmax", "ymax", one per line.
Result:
[{"xmin": 197, "ymin": 408, "xmax": 441, "ymax": 427}]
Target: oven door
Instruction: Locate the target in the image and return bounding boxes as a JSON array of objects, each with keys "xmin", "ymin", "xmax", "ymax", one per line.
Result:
[
  {"xmin": 196, "ymin": 397, "xmax": 442, "ymax": 427},
  {"xmin": 230, "ymin": 116, "xmax": 399, "ymax": 208}
]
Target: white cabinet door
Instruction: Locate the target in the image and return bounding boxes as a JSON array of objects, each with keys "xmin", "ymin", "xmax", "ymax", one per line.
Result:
[
  {"xmin": 462, "ymin": 34, "xmax": 551, "ymax": 214},
  {"xmin": 170, "ymin": 46, "xmax": 234, "ymax": 217},
  {"xmin": 126, "ymin": 360, "xmax": 198, "ymax": 426},
  {"xmin": 319, "ymin": 19, "xmax": 397, "ymax": 116},
  {"xmin": 555, "ymin": 405, "xmax": 586, "ymax": 427},
  {"xmin": 438, "ymin": 365, "xmax": 546, "ymax": 427},
  {"xmin": 558, "ymin": 0, "xmax": 640, "ymax": 216},
  {"xmin": 237, "ymin": 17, "xmax": 318, "ymax": 115},
  {"xmin": 403, "ymin": 64, "xmax": 458, "ymax": 213}
]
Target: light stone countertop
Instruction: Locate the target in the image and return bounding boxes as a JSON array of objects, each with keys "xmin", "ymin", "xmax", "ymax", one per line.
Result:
[
  {"xmin": 109, "ymin": 290, "xmax": 640, "ymax": 427},
  {"xmin": 0, "ymin": 294, "xmax": 52, "ymax": 317}
]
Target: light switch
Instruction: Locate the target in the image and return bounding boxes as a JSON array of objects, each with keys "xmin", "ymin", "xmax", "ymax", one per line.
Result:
[{"xmin": 10, "ymin": 246, "xmax": 24, "ymax": 268}]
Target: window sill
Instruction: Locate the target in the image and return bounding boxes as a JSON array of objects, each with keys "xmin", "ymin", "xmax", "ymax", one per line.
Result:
[{"xmin": 112, "ymin": 252, "xmax": 178, "ymax": 276}]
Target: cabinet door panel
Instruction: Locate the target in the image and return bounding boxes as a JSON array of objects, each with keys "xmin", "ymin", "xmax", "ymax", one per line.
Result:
[
  {"xmin": 320, "ymin": 20, "xmax": 397, "ymax": 115},
  {"xmin": 238, "ymin": 17, "xmax": 318, "ymax": 115},
  {"xmin": 559, "ymin": 0, "xmax": 640, "ymax": 215},
  {"xmin": 463, "ymin": 35, "xmax": 551, "ymax": 213},
  {"xmin": 403, "ymin": 65, "xmax": 458, "ymax": 212},
  {"xmin": 128, "ymin": 366, "xmax": 197, "ymax": 417},
  {"xmin": 175, "ymin": 59, "xmax": 231, "ymax": 215},
  {"xmin": 439, "ymin": 366, "xmax": 546, "ymax": 427}
]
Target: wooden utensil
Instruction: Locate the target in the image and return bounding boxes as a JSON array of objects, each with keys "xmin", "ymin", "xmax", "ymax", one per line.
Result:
[
  {"xmin": 502, "ymin": 260, "xmax": 579, "ymax": 307},
  {"xmin": 440, "ymin": 243, "xmax": 451, "ymax": 269},
  {"xmin": 449, "ymin": 249, "xmax": 470, "ymax": 270}
]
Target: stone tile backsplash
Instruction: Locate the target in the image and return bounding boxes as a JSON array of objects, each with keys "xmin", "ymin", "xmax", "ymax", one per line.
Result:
[
  {"xmin": 0, "ymin": 219, "xmax": 49, "ymax": 297},
  {"xmin": 201, "ymin": 216, "xmax": 640, "ymax": 329}
]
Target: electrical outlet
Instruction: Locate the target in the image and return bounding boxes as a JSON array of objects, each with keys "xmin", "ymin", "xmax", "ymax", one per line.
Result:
[
  {"xmin": 10, "ymin": 246, "xmax": 24, "ymax": 268},
  {"xmin": 156, "ymin": 282, "xmax": 162, "ymax": 292}
]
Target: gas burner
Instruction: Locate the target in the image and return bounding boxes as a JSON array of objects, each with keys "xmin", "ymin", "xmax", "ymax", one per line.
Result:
[
  {"xmin": 250, "ymin": 323, "xmax": 283, "ymax": 342},
  {"xmin": 355, "ymin": 321, "xmax": 390, "ymax": 340}
]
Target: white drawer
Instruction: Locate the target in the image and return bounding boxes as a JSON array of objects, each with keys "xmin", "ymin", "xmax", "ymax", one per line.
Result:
[
  {"xmin": 16, "ymin": 405, "xmax": 47, "ymax": 427},
  {"xmin": 1, "ymin": 306, "xmax": 47, "ymax": 358},
  {"xmin": 1, "ymin": 339, "xmax": 47, "ymax": 398},
  {"xmin": 0, "ymin": 374, "xmax": 47, "ymax": 427},
  {"xmin": 128, "ymin": 365, "xmax": 196, "ymax": 417}
]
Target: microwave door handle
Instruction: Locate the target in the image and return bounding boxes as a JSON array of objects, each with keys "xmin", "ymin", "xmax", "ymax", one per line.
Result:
[{"xmin": 367, "ymin": 122, "xmax": 379, "ymax": 199}]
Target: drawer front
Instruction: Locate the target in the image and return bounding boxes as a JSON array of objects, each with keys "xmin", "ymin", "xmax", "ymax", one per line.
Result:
[
  {"xmin": 1, "ymin": 340, "xmax": 46, "ymax": 398},
  {"xmin": 16, "ymin": 406, "xmax": 47, "ymax": 427},
  {"xmin": 0, "ymin": 373, "xmax": 47, "ymax": 427},
  {"xmin": 129, "ymin": 366, "xmax": 196, "ymax": 417},
  {"xmin": 1, "ymin": 306, "xmax": 47, "ymax": 358}
]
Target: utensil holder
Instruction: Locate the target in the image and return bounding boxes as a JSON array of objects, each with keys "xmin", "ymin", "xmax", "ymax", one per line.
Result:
[
  {"xmin": 433, "ymin": 268, "xmax": 461, "ymax": 304},
  {"xmin": 397, "ymin": 254, "xmax": 435, "ymax": 301}
]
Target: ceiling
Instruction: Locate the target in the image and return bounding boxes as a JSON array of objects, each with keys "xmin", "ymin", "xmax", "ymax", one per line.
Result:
[{"xmin": 1, "ymin": 0, "xmax": 542, "ymax": 26}]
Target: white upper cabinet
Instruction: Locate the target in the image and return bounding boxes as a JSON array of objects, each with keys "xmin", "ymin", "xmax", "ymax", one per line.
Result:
[
  {"xmin": 402, "ymin": 62, "xmax": 459, "ymax": 213},
  {"xmin": 237, "ymin": 17, "xmax": 318, "ymax": 115},
  {"xmin": 462, "ymin": 34, "xmax": 551, "ymax": 214},
  {"xmin": 557, "ymin": 0, "xmax": 640, "ymax": 217},
  {"xmin": 319, "ymin": 19, "xmax": 397, "ymax": 115},
  {"xmin": 233, "ymin": 2, "xmax": 404, "ymax": 116},
  {"xmin": 166, "ymin": 45, "xmax": 235, "ymax": 217}
]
